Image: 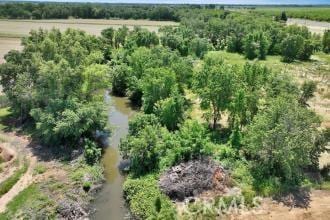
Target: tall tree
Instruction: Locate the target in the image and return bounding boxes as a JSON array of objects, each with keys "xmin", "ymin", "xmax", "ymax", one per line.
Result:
[{"xmin": 193, "ymin": 53, "xmax": 236, "ymax": 129}]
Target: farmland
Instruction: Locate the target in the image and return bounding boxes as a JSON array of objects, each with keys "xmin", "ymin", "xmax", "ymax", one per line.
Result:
[
  {"xmin": 0, "ymin": 18, "xmax": 178, "ymax": 63},
  {"xmin": 252, "ymin": 7, "xmax": 330, "ymax": 22},
  {"xmin": 0, "ymin": 19, "xmax": 177, "ymax": 38},
  {"xmin": 0, "ymin": 38, "xmax": 22, "ymax": 64}
]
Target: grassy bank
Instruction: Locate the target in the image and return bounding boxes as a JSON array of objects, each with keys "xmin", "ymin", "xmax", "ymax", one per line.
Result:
[{"xmin": 0, "ymin": 161, "xmax": 28, "ymax": 197}]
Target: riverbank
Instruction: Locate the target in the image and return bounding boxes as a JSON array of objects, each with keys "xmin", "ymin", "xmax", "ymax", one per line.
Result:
[{"xmin": 0, "ymin": 106, "xmax": 105, "ymax": 219}]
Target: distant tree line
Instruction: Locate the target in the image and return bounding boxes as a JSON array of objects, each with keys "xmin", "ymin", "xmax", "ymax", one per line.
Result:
[{"xmin": 0, "ymin": 3, "xmax": 225, "ymax": 21}]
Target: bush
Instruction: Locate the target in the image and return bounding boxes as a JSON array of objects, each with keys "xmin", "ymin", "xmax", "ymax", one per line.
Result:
[
  {"xmin": 323, "ymin": 30, "xmax": 330, "ymax": 53},
  {"xmin": 244, "ymin": 96, "xmax": 324, "ymax": 189},
  {"xmin": 123, "ymin": 175, "xmax": 176, "ymax": 219},
  {"xmin": 281, "ymin": 35, "xmax": 304, "ymax": 62},
  {"xmin": 298, "ymin": 39, "xmax": 314, "ymax": 61},
  {"xmin": 84, "ymin": 139, "xmax": 101, "ymax": 165},
  {"xmin": 82, "ymin": 181, "xmax": 91, "ymax": 192},
  {"xmin": 110, "ymin": 64, "xmax": 132, "ymax": 96},
  {"xmin": 128, "ymin": 113, "xmax": 160, "ymax": 136},
  {"xmin": 120, "ymin": 125, "xmax": 171, "ymax": 175},
  {"xmin": 154, "ymin": 93, "xmax": 186, "ymax": 131}
]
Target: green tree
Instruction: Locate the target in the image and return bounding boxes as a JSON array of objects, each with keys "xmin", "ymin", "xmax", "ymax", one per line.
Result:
[
  {"xmin": 299, "ymin": 80, "xmax": 317, "ymax": 106},
  {"xmin": 140, "ymin": 68, "xmax": 178, "ymax": 114},
  {"xmin": 193, "ymin": 54, "xmax": 236, "ymax": 129},
  {"xmin": 281, "ymin": 35, "xmax": 304, "ymax": 62},
  {"xmin": 298, "ymin": 39, "xmax": 314, "ymax": 61},
  {"xmin": 154, "ymin": 92, "xmax": 186, "ymax": 131},
  {"xmin": 120, "ymin": 125, "xmax": 171, "ymax": 175},
  {"xmin": 280, "ymin": 11, "xmax": 287, "ymax": 21},
  {"xmin": 322, "ymin": 30, "xmax": 330, "ymax": 53},
  {"xmin": 243, "ymin": 33, "xmax": 259, "ymax": 60},
  {"xmin": 244, "ymin": 96, "xmax": 324, "ymax": 186},
  {"xmin": 114, "ymin": 26, "xmax": 129, "ymax": 48},
  {"xmin": 101, "ymin": 27, "xmax": 115, "ymax": 46},
  {"xmin": 110, "ymin": 63, "xmax": 132, "ymax": 96}
]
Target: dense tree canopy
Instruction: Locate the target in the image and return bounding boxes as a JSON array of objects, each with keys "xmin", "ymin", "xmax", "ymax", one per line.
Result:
[{"xmin": 0, "ymin": 29, "xmax": 109, "ymax": 147}]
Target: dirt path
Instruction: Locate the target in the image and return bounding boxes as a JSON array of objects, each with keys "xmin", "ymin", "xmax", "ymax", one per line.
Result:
[
  {"xmin": 231, "ymin": 190, "xmax": 330, "ymax": 220},
  {"xmin": 0, "ymin": 154, "xmax": 36, "ymax": 212},
  {"xmin": 0, "ymin": 133, "xmax": 37, "ymax": 213},
  {"xmin": 0, "ymin": 143, "xmax": 17, "ymax": 183}
]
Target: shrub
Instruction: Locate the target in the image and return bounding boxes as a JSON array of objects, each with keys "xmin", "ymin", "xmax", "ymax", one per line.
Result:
[
  {"xmin": 298, "ymin": 39, "xmax": 314, "ymax": 61},
  {"xmin": 323, "ymin": 30, "xmax": 330, "ymax": 53},
  {"xmin": 82, "ymin": 181, "xmax": 91, "ymax": 192},
  {"xmin": 154, "ymin": 93, "xmax": 186, "ymax": 131},
  {"xmin": 128, "ymin": 113, "xmax": 160, "ymax": 136},
  {"xmin": 123, "ymin": 175, "xmax": 176, "ymax": 219},
  {"xmin": 84, "ymin": 139, "xmax": 101, "ymax": 165},
  {"xmin": 120, "ymin": 125, "xmax": 171, "ymax": 175},
  {"xmin": 244, "ymin": 96, "xmax": 324, "ymax": 189},
  {"xmin": 281, "ymin": 35, "xmax": 304, "ymax": 62}
]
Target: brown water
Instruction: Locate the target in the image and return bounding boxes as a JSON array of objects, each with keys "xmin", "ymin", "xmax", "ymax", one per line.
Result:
[{"xmin": 91, "ymin": 94, "xmax": 135, "ymax": 220}]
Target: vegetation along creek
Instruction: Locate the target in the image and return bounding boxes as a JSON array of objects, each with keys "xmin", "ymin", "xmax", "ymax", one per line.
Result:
[{"xmin": 92, "ymin": 94, "xmax": 135, "ymax": 219}]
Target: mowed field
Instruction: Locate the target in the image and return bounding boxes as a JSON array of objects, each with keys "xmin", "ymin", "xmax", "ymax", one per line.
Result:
[
  {"xmin": 0, "ymin": 19, "xmax": 178, "ymax": 63},
  {"xmin": 0, "ymin": 19, "xmax": 178, "ymax": 38},
  {"xmin": 0, "ymin": 38, "xmax": 22, "ymax": 64}
]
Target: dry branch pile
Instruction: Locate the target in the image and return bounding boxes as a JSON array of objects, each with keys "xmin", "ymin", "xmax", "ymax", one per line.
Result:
[{"xmin": 159, "ymin": 159, "xmax": 228, "ymax": 201}]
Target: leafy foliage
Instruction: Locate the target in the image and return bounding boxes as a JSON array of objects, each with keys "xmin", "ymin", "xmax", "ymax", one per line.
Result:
[
  {"xmin": 123, "ymin": 175, "xmax": 176, "ymax": 219},
  {"xmin": 244, "ymin": 96, "xmax": 324, "ymax": 186}
]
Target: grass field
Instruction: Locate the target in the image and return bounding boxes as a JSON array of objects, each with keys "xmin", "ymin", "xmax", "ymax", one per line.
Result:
[{"xmin": 251, "ymin": 7, "xmax": 330, "ymax": 22}]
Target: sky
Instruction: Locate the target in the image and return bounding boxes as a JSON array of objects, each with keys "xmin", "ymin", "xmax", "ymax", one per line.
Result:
[{"xmin": 12, "ymin": 0, "xmax": 330, "ymax": 5}]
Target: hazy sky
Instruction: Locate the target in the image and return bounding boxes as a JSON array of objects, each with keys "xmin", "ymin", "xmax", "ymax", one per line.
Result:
[{"xmin": 13, "ymin": 0, "xmax": 330, "ymax": 5}]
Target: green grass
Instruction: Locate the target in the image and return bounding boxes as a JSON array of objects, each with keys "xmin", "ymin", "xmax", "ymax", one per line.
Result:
[
  {"xmin": 250, "ymin": 7, "xmax": 330, "ymax": 22},
  {"xmin": 0, "ymin": 162, "xmax": 28, "ymax": 197},
  {"xmin": 209, "ymin": 51, "xmax": 287, "ymax": 70},
  {"xmin": 33, "ymin": 164, "xmax": 46, "ymax": 176},
  {"xmin": 0, "ymin": 184, "xmax": 55, "ymax": 219},
  {"xmin": 0, "ymin": 107, "xmax": 11, "ymax": 131}
]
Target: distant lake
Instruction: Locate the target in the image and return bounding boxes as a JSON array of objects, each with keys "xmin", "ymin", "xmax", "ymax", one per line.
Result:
[{"xmin": 14, "ymin": 0, "xmax": 330, "ymax": 5}]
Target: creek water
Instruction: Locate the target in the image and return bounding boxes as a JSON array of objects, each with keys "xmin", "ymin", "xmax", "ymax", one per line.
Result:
[{"xmin": 91, "ymin": 94, "xmax": 135, "ymax": 220}]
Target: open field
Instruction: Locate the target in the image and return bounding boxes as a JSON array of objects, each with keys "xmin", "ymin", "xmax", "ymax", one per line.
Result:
[
  {"xmin": 287, "ymin": 18, "xmax": 330, "ymax": 35},
  {"xmin": 0, "ymin": 19, "xmax": 177, "ymax": 63},
  {"xmin": 252, "ymin": 7, "xmax": 330, "ymax": 22},
  {"xmin": 0, "ymin": 19, "xmax": 178, "ymax": 38},
  {"xmin": 0, "ymin": 38, "xmax": 22, "ymax": 64}
]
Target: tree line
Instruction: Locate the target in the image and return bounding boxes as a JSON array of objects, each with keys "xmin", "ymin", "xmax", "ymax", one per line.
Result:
[
  {"xmin": 0, "ymin": 3, "xmax": 224, "ymax": 21},
  {"xmin": 0, "ymin": 6, "xmax": 329, "ymax": 218}
]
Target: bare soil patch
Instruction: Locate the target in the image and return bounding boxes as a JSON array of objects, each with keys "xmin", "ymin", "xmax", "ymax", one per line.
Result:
[
  {"xmin": 231, "ymin": 190, "xmax": 330, "ymax": 220},
  {"xmin": 287, "ymin": 18, "xmax": 330, "ymax": 35}
]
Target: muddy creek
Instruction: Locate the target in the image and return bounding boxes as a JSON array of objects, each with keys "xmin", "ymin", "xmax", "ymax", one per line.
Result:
[{"xmin": 91, "ymin": 94, "xmax": 135, "ymax": 220}]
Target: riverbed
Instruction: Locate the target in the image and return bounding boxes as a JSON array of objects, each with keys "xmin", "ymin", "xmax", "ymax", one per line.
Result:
[{"xmin": 91, "ymin": 94, "xmax": 135, "ymax": 220}]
